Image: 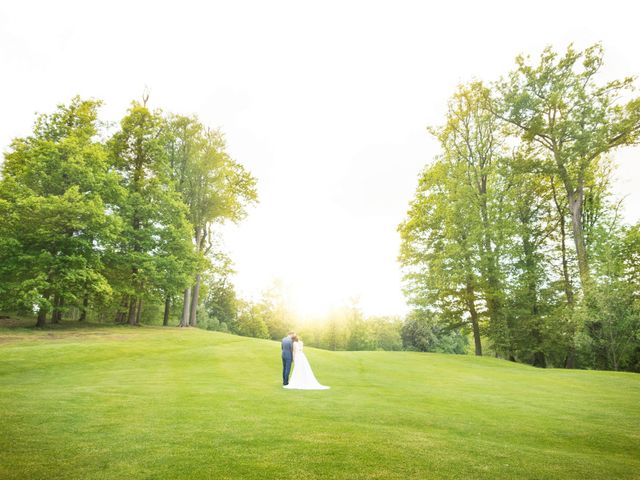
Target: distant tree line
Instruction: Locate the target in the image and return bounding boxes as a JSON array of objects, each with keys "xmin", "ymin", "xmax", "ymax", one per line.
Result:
[
  {"xmin": 0, "ymin": 96, "xmax": 257, "ymax": 328},
  {"xmin": 399, "ymin": 44, "xmax": 640, "ymax": 371},
  {"xmin": 200, "ymin": 277, "xmax": 465, "ymax": 353},
  {"xmin": 204, "ymin": 287, "xmax": 409, "ymax": 352}
]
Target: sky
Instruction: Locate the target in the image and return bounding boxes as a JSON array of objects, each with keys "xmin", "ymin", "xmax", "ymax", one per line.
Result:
[{"xmin": 1, "ymin": 0, "xmax": 639, "ymax": 318}]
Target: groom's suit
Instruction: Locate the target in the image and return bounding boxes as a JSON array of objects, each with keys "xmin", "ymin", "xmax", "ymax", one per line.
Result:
[{"xmin": 281, "ymin": 336, "xmax": 293, "ymax": 385}]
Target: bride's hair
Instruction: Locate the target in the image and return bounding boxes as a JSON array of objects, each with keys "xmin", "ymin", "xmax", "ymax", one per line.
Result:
[{"xmin": 292, "ymin": 335, "xmax": 299, "ymax": 342}]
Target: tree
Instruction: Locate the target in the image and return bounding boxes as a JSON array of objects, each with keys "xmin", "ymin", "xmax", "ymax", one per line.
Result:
[
  {"xmin": 259, "ymin": 279, "xmax": 294, "ymax": 340},
  {"xmin": 577, "ymin": 220, "xmax": 640, "ymax": 371},
  {"xmin": 235, "ymin": 300, "xmax": 269, "ymax": 339},
  {"xmin": 401, "ymin": 82, "xmax": 511, "ymax": 356},
  {"xmin": 204, "ymin": 252, "xmax": 238, "ymax": 331},
  {"xmin": 498, "ymin": 43, "xmax": 640, "ymax": 288},
  {"xmin": 433, "ymin": 82, "xmax": 511, "ymax": 354},
  {"xmin": 397, "ymin": 43, "xmax": 640, "ymax": 371},
  {"xmin": 0, "ymin": 97, "xmax": 115, "ymax": 326},
  {"xmin": 501, "ymin": 147, "xmax": 563, "ymax": 366},
  {"xmin": 107, "ymin": 101, "xmax": 195, "ymax": 325},
  {"xmin": 346, "ymin": 300, "xmax": 372, "ymax": 351},
  {"xmin": 399, "ymin": 158, "xmax": 484, "ymax": 355},
  {"xmin": 165, "ymin": 115, "xmax": 257, "ymax": 327},
  {"xmin": 367, "ymin": 316, "xmax": 403, "ymax": 351},
  {"xmin": 401, "ymin": 311, "xmax": 468, "ymax": 354}
]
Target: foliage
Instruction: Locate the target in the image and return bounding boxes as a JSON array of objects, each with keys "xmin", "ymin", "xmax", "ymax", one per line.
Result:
[
  {"xmin": 165, "ymin": 114, "xmax": 257, "ymax": 327},
  {"xmin": 204, "ymin": 275, "xmax": 238, "ymax": 331},
  {"xmin": 401, "ymin": 311, "xmax": 468, "ymax": 354},
  {"xmin": 234, "ymin": 300, "xmax": 270, "ymax": 339},
  {"xmin": 400, "ymin": 44, "xmax": 640, "ymax": 371},
  {"xmin": 0, "ymin": 97, "xmax": 115, "ymax": 323},
  {"xmin": 0, "ymin": 96, "xmax": 254, "ymax": 329},
  {"xmin": 106, "ymin": 102, "xmax": 198, "ymax": 325},
  {"xmin": 497, "ymin": 43, "xmax": 640, "ymax": 287},
  {"xmin": 575, "ymin": 222, "xmax": 640, "ymax": 370}
]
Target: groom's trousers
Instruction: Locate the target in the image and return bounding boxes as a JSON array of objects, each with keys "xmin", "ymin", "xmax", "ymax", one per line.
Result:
[{"xmin": 282, "ymin": 356, "xmax": 292, "ymax": 385}]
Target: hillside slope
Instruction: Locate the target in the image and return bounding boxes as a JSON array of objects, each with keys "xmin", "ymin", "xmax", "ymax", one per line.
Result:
[{"xmin": 1, "ymin": 324, "xmax": 639, "ymax": 479}]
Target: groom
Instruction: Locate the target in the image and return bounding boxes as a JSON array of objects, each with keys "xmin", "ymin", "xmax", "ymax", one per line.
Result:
[{"xmin": 281, "ymin": 331, "xmax": 295, "ymax": 385}]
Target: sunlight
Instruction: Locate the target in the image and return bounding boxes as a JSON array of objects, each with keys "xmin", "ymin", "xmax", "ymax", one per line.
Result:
[{"xmin": 286, "ymin": 276, "xmax": 350, "ymax": 319}]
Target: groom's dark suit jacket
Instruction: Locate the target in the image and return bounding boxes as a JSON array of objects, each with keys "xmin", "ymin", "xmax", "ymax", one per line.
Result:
[{"xmin": 281, "ymin": 336, "xmax": 293, "ymax": 360}]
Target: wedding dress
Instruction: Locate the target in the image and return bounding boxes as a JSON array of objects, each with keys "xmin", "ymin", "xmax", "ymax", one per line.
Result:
[{"xmin": 284, "ymin": 341, "xmax": 330, "ymax": 390}]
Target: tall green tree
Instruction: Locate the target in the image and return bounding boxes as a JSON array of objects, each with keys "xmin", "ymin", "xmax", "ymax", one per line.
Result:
[
  {"xmin": 107, "ymin": 101, "xmax": 195, "ymax": 325},
  {"xmin": 164, "ymin": 115, "xmax": 257, "ymax": 327},
  {"xmin": 401, "ymin": 82, "xmax": 511, "ymax": 356},
  {"xmin": 431, "ymin": 82, "xmax": 510, "ymax": 355},
  {"xmin": 500, "ymin": 147, "xmax": 564, "ymax": 366},
  {"xmin": 498, "ymin": 43, "xmax": 640, "ymax": 288},
  {"xmin": 399, "ymin": 157, "xmax": 485, "ymax": 355},
  {"xmin": 0, "ymin": 97, "xmax": 115, "ymax": 326}
]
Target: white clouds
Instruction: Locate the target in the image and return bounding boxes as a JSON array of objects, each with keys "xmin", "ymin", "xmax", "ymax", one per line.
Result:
[{"xmin": 1, "ymin": 0, "xmax": 639, "ymax": 316}]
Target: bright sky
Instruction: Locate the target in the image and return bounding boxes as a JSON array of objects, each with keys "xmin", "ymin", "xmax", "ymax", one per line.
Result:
[{"xmin": 1, "ymin": 1, "xmax": 639, "ymax": 317}]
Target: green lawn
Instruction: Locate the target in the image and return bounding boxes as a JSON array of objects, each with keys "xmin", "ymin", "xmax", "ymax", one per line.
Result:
[{"xmin": 1, "ymin": 322, "xmax": 639, "ymax": 479}]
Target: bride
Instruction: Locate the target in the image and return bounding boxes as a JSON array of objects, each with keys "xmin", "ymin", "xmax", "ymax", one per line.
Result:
[{"xmin": 284, "ymin": 335, "xmax": 330, "ymax": 390}]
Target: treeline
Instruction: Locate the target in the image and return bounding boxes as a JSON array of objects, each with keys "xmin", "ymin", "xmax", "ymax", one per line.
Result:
[
  {"xmin": 200, "ymin": 275, "xmax": 467, "ymax": 353},
  {"xmin": 198, "ymin": 277, "xmax": 409, "ymax": 351},
  {"xmin": 399, "ymin": 44, "xmax": 640, "ymax": 371},
  {"xmin": 0, "ymin": 96, "xmax": 257, "ymax": 327}
]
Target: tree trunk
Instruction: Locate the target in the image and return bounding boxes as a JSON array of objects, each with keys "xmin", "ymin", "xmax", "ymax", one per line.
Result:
[
  {"xmin": 481, "ymin": 229, "xmax": 502, "ymax": 346},
  {"xmin": 79, "ymin": 294, "xmax": 89, "ymax": 322},
  {"xmin": 36, "ymin": 309, "xmax": 47, "ymax": 327},
  {"xmin": 187, "ymin": 226, "xmax": 204, "ymax": 327},
  {"xmin": 58, "ymin": 298, "xmax": 64, "ymax": 322},
  {"xmin": 163, "ymin": 295, "xmax": 171, "ymax": 326},
  {"xmin": 609, "ymin": 343, "xmax": 619, "ymax": 371},
  {"xmin": 135, "ymin": 298, "xmax": 143, "ymax": 325},
  {"xmin": 566, "ymin": 187, "xmax": 590, "ymax": 288},
  {"xmin": 561, "ymin": 185, "xmax": 581, "ymax": 370},
  {"xmin": 180, "ymin": 288, "xmax": 191, "ymax": 327},
  {"xmin": 128, "ymin": 297, "xmax": 137, "ymax": 325},
  {"xmin": 553, "ymin": 151, "xmax": 589, "ymax": 289},
  {"xmin": 465, "ymin": 280, "xmax": 482, "ymax": 356},
  {"xmin": 476, "ymin": 174, "xmax": 502, "ymax": 356},
  {"xmin": 559, "ymin": 214, "xmax": 574, "ymax": 306},
  {"xmin": 189, "ymin": 274, "xmax": 201, "ymax": 327},
  {"xmin": 51, "ymin": 294, "xmax": 63, "ymax": 324},
  {"xmin": 115, "ymin": 295, "xmax": 128, "ymax": 323},
  {"xmin": 550, "ymin": 179, "xmax": 574, "ymax": 306},
  {"xmin": 564, "ymin": 350, "xmax": 575, "ymax": 369},
  {"xmin": 36, "ymin": 293, "xmax": 49, "ymax": 327},
  {"xmin": 532, "ymin": 351, "xmax": 546, "ymax": 368},
  {"xmin": 51, "ymin": 295, "xmax": 58, "ymax": 324},
  {"xmin": 608, "ymin": 324, "xmax": 619, "ymax": 371}
]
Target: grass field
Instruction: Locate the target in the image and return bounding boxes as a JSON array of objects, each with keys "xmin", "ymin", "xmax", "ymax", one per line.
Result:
[{"xmin": 1, "ymin": 322, "xmax": 639, "ymax": 479}]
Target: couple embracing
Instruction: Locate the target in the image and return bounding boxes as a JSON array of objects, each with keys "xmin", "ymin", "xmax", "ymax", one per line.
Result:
[{"xmin": 281, "ymin": 332, "xmax": 329, "ymax": 390}]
